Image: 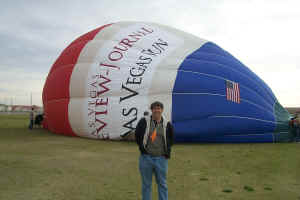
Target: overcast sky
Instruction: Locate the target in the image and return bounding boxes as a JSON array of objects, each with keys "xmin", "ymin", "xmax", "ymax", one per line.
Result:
[{"xmin": 0, "ymin": 0, "xmax": 299, "ymax": 107}]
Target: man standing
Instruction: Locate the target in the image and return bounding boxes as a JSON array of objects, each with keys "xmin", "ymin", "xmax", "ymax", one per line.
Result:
[
  {"xmin": 135, "ymin": 101, "xmax": 174, "ymax": 200},
  {"xmin": 29, "ymin": 107, "xmax": 34, "ymax": 130}
]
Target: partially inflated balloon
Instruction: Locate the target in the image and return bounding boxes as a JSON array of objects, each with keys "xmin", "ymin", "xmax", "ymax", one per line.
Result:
[{"xmin": 42, "ymin": 22, "xmax": 292, "ymax": 143}]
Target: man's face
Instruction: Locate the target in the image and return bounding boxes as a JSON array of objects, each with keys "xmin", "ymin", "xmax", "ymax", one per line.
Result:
[{"xmin": 151, "ymin": 106, "xmax": 163, "ymax": 119}]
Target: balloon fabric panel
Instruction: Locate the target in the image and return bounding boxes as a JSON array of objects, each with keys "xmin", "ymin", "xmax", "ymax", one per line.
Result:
[{"xmin": 42, "ymin": 22, "xmax": 292, "ymax": 143}]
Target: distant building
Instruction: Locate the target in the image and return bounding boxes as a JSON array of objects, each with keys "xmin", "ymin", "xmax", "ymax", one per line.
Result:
[
  {"xmin": 0, "ymin": 104, "xmax": 7, "ymax": 112},
  {"xmin": 1, "ymin": 105, "xmax": 43, "ymax": 113},
  {"xmin": 13, "ymin": 105, "xmax": 43, "ymax": 112},
  {"xmin": 285, "ymin": 107, "xmax": 300, "ymax": 117}
]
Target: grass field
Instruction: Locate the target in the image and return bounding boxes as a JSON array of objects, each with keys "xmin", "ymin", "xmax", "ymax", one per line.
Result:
[{"xmin": 0, "ymin": 114, "xmax": 300, "ymax": 200}]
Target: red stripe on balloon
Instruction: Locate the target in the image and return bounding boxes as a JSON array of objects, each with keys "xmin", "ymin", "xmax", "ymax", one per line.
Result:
[
  {"xmin": 43, "ymin": 65, "xmax": 74, "ymax": 101},
  {"xmin": 42, "ymin": 23, "xmax": 113, "ymax": 136},
  {"xmin": 44, "ymin": 99, "xmax": 73, "ymax": 136}
]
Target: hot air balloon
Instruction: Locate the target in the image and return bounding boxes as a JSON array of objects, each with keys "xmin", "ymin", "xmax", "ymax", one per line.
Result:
[{"xmin": 42, "ymin": 21, "xmax": 292, "ymax": 143}]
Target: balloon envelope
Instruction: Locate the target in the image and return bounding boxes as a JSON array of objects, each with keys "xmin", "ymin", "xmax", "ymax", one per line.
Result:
[{"xmin": 42, "ymin": 22, "xmax": 292, "ymax": 143}]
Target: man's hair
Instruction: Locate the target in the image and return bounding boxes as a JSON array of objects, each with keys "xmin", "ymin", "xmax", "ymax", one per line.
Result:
[{"xmin": 150, "ymin": 101, "xmax": 164, "ymax": 110}]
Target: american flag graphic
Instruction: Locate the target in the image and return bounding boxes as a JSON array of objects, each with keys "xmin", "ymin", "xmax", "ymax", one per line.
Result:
[{"xmin": 226, "ymin": 80, "xmax": 240, "ymax": 103}]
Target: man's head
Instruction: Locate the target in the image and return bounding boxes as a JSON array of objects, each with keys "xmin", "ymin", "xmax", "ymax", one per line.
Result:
[{"xmin": 150, "ymin": 101, "xmax": 164, "ymax": 120}]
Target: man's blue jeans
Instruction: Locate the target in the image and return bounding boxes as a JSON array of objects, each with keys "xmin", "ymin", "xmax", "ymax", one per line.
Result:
[{"xmin": 139, "ymin": 154, "xmax": 168, "ymax": 200}]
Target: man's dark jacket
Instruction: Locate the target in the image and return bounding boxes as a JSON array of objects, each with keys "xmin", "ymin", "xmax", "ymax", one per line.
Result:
[{"xmin": 135, "ymin": 117, "xmax": 174, "ymax": 159}]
